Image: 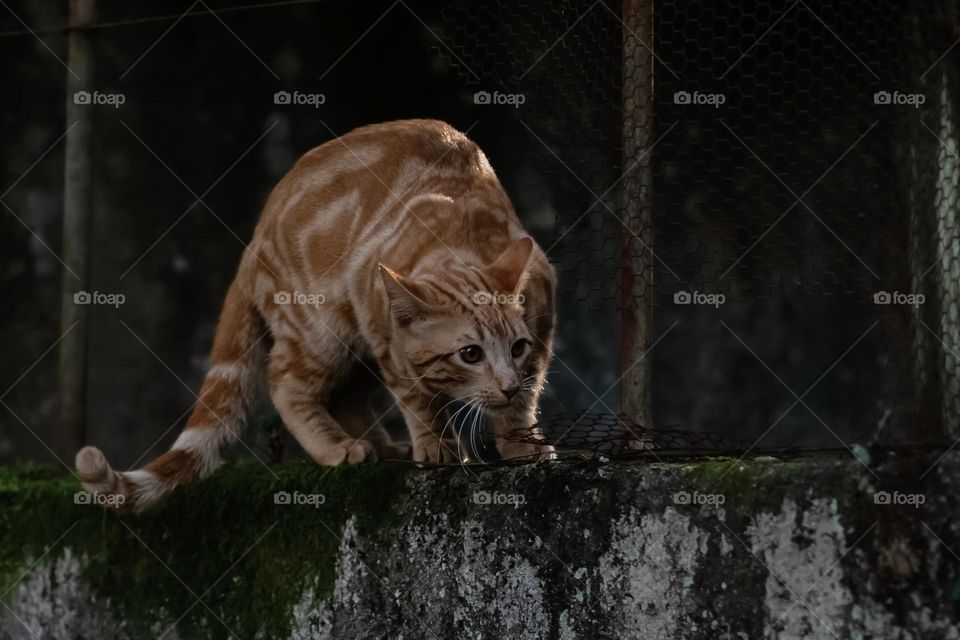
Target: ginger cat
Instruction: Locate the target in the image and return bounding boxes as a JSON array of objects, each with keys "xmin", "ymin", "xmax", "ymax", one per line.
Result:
[{"xmin": 76, "ymin": 119, "xmax": 556, "ymax": 511}]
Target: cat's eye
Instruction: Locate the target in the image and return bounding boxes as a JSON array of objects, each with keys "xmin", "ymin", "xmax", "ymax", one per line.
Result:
[
  {"xmin": 511, "ymin": 339, "xmax": 529, "ymax": 358},
  {"xmin": 459, "ymin": 345, "xmax": 484, "ymax": 364}
]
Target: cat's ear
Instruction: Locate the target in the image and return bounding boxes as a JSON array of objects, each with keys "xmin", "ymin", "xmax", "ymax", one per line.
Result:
[
  {"xmin": 485, "ymin": 237, "xmax": 535, "ymax": 294},
  {"xmin": 379, "ymin": 264, "xmax": 433, "ymax": 327}
]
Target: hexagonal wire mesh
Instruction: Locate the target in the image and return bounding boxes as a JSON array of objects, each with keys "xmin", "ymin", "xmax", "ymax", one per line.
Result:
[{"xmin": 435, "ymin": 0, "xmax": 960, "ymax": 459}]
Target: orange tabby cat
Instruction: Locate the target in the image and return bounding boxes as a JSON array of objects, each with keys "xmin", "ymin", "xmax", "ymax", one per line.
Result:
[{"xmin": 76, "ymin": 119, "xmax": 556, "ymax": 511}]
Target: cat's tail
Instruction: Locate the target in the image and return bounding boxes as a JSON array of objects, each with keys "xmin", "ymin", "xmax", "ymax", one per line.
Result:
[{"xmin": 75, "ymin": 279, "xmax": 267, "ymax": 512}]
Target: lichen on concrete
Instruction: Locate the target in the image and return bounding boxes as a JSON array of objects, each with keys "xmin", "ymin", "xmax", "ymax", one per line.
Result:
[
  {"xmin": 597, "ymin": 507, "xmax": 708, "ymax": 638},
  {"xmin": 3, "ymin": 548, "xmax": 125, "ymax": 640},
  {"xmin": 454, "ymin": 518, "xmax": 550, "ymax": 639},
  {"xmin": 748, "ymin": 498, "xmax": 851, "ymax": 638}
]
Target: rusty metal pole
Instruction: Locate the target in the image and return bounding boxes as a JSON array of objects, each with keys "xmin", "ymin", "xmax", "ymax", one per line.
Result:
[
  {"xmin": 59, "ymin": 0, "xmax": 95, "ymax": 459},
  {"xmin": 620, "ymin": 0, "xmax": 655, "ymax": 426}
]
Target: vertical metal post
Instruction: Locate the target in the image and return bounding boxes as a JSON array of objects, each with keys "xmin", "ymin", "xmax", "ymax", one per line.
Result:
[
  {"xmin": 620, "ymin": 0, "xmax": 655, "ymax": 426},
  {"xmin": 59, "ymin": 0, "xmax": 95, "ymax": 459}
]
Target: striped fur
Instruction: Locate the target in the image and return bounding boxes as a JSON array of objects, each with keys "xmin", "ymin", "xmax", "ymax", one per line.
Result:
[{"xmin": 76, "ymin": 119, "xmax": 556, "ymax": 511}]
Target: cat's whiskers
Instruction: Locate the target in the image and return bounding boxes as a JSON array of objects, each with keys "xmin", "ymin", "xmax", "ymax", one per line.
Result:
[
  {"xmin": 465, "ymin": 402, "xmax": 480, "ymax": 463},
  {"xmin": 469, "ymin": 400, "xmax": 487, "ymax": 463},
  {"xmin": 434, "ymin": 392, "xmax": 479, "ymax": 450},
  {"xmin": 454, "ymin": 398, "xmax": 482, "ymax": 464},
  {"xmin": 476, "ymin": 401, "xmax": 488, "ymax": 459},
  {"xmin": 426, "ymin": 388, "xmax": 447, "ymax": 408},
  {"xmin": 438, "ymin": 396, "xmax": 478, "ymax": 457},
  {"xmin": 460, "ymin": 398, "xmax": 486, "ymax": 471},
  {"xmin": 432, "ymin": 393, "xmax": 476, "ymax": 425},
  {"xmin": 439, "ymin": 400, "xmax": 472, "ymax": 444}
]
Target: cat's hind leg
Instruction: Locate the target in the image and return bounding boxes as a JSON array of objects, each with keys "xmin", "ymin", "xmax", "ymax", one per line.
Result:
[{"xmin": 268, "ymin": 338, "xmax": 376, "ymax": 465}]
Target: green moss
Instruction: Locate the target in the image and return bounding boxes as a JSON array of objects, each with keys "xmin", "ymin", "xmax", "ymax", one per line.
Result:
[
  {"xmin": 0, "ymin": 463, "xmax": 81, "ymax": 591},
  {"xmin": 680, "ymin": 458, "xmax": 812, "ymax": 508},
  {"xmin": 0, "ymin": 460, "xmax": 415, "ymax": 638}
]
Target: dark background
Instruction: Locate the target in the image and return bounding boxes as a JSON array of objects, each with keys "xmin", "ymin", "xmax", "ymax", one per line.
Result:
[
  {"xmin": 2, "ymin": 0, "xmax": 959, "ymax": 468},
  {"xmin": 1, "ymin": 0, "xmax": 619, "ymax": 468}
]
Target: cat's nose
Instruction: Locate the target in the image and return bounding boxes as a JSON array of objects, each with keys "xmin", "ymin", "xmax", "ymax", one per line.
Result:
[{"xmin": 500, "ymin": 384, "xmax": 520, "ymax": 401}]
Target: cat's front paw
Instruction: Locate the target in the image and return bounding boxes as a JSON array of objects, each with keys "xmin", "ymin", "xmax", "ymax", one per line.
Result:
[
  {"xmin": 327, "ymin": 439, "xmax": 377, "ymax": 465},
  {"xmin": 497, "ymin": 441, "xmax": 556, "ymax": 462},
  {"xmin": 413, "ymin": 437, "xmax": 461, "ymax": 464}
]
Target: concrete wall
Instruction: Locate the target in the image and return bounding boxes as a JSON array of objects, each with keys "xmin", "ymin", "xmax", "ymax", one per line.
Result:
[{"xmin": 1, "ymin": 454, "xmax": 958, "ymax": 639}]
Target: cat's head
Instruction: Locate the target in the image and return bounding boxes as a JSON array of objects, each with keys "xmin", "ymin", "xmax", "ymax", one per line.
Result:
[{"xmin": 379, "ymin": 237, "xmax": 538, "ymax": 411}]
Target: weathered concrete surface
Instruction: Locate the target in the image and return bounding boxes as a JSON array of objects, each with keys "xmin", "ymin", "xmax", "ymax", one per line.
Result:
[{"xmin": 2, "ymin": 454, "xmax": 959, "ymax": 639}]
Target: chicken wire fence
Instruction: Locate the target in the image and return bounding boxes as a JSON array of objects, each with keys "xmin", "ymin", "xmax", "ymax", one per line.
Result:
[{"xmin": 436, "ymin": 0, "xmax": 960, "ymax": 458}]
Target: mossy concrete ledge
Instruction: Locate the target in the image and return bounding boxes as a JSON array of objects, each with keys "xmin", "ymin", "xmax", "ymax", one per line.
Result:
[{"xmin": 1, "ymin": 454, "xmax": 959, "ymax": 639}]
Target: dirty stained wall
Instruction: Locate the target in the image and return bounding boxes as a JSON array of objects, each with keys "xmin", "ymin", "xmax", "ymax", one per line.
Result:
[{"xmin": 1, "ymin": 455, "xmax": 958, "ymax": 639}]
